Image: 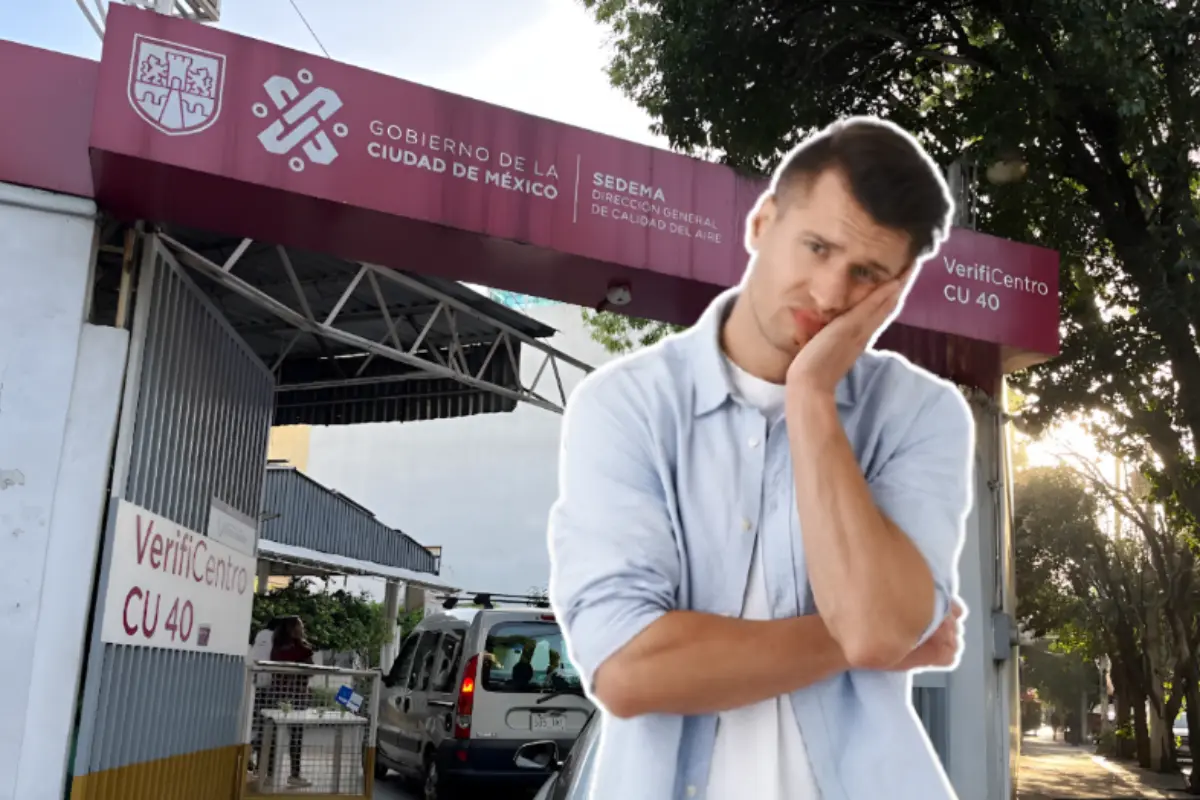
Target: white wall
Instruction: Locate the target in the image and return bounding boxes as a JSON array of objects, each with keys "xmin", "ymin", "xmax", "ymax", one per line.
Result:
[
  {"xmin": 0, "ymin": 183, "xmax": 127, "ymax": 800},
  {"xmin": 943, "ymin": 399, "xmax": 1013, "ymax": 800},
  {"xmin": 305, "ymin": 302, "xmax": 615, "ymax": 595}
]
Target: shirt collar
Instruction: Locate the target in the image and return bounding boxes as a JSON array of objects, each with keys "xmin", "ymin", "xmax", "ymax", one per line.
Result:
[{"xmin": 684, "ymin": 288, "xmax": 855, "ymax": 417}]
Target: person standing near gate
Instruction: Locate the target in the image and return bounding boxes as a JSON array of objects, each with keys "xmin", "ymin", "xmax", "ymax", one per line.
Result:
[
  {"xmin": 548, "ymin": 117, "xmax": 971, "ymax": 800},
  {"xmin": 269, "ymin": 616, "xmax": 315, "ymax": 789}
]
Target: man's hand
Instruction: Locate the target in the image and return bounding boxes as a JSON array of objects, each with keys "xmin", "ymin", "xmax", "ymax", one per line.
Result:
[
  {"xmin": 786, "ymin": 280, "xmax": 903, "ymax": 399},
  {"xmin": 892, "ymin": 601, "xmax": 965, "ymax": 672}
]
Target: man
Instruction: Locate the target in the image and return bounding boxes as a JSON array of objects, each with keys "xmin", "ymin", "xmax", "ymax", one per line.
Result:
[{"xmin": 548, "ymin": 117, "xmax": 972, "ymax": 800}]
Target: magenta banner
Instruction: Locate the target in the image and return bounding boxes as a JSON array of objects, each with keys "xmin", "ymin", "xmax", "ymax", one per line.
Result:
[{"xmin": 0, "ymin": 4, "xmax": 1061, "ymax": 379}]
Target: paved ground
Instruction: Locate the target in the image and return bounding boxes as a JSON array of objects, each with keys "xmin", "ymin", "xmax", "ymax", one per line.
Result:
[
  {"xmin": 377, "ymin": 732, "xmax": 1192, "ymax": 800},
  {"xmin": 374, "ymin": 776, "xmax": 418, "ymax": 800},
  {"xmin": 374, "ymin": 775, "xmax": 540, "ymax": 799},
  {"xmin": 1018, "ymin": 734, "xmax": 1189, "ymax": 799}
]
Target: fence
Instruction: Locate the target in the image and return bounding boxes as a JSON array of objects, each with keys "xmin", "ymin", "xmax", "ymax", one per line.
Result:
[{"xmin": 242, "ymin": 663, "xmax": 381, "ymax": 799}]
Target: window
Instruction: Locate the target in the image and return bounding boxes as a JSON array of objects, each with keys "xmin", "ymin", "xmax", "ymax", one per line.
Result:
[
  {"xmin": 481, "ymin": 621, "xmax": 583, "ymax": 694},
  {"xmin": 410, "ymin": 631, "xmax": 441, "ymax": 691},
  {"xmin": 431, "ymin": 630, "xmax": 464, "ymax": 693},
  {"xmin": 386, "ymin": 634, "xmax": 420, "ymax": 687}
]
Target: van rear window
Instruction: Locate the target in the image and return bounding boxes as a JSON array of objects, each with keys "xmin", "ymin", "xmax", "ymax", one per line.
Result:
[{"xmin": 481, "ymin": 621, "xmax": 583, "ymax": 694}]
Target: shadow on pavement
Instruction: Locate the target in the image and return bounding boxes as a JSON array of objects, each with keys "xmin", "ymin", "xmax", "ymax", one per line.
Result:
[{"xmin": 1018, "ymin": 736, "xmax": 1188, "ymax": 800}]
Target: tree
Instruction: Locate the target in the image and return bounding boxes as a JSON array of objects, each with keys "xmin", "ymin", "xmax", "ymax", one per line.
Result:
[
  {"xmin": 580, "ymin": 308, "xmax": 683, "ymax": 355},
  {"xmin": 1014, "ymin": 464, "xmax": 1151, "ymax": 755},
  {"xmin": 1022, "ymin": 640, "xmax": 1100, "ymax": 744},
  {"xmin": 398, "ymin": 607, "xmax": 425, "ymax": 641},
  {"xmin": 582, "ymin": 4, "xmax": 1200, "ymax": 783},
  {"xmin": 1014, "ymin": 461, "xmax": 1198, "ymax": 771},
  {"xmin": 253, "ymin": 579, "xmax": 390, "ymax": 667},
  {"xmin": 578, "ymin": 0, "xmax": 1200, "ymax": 545}
]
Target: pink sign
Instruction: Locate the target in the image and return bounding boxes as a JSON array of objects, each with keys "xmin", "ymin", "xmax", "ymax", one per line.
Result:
[{"xmin": 0, "ymin": 5, "xmax": 1059, "ymax": 386}]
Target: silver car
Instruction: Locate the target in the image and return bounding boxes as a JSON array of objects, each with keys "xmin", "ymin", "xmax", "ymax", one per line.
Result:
[
  {"xmin": 517, "ymin": 709, "xmax": 601, "ymax": 800},
  {"xmin": 376, "ymin": 608, "xmax": 592, "ymax": 799}
]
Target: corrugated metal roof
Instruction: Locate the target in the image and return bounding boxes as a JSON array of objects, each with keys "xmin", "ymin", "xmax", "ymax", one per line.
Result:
[
  {"xmin": 93, "ymin": 223, "xmax": 578, "ymax": 425},
  {"xmin": 260, "ymin": 464, "xmax": 439, "ymax": 575}
]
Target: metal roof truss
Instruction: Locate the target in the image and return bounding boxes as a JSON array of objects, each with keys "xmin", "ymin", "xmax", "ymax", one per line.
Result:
[{"xmin": 156, "ymin": 233, "xmax": 589, "ymax": 415}]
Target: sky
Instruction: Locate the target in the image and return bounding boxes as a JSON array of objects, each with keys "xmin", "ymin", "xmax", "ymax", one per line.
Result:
[
  {"xmin": 2, "ymin": 0, "xmax": 669, "ymax": 598},
  {"xmin": 3, "ymin": 0, "xmax": 669, "ymax": 148}
]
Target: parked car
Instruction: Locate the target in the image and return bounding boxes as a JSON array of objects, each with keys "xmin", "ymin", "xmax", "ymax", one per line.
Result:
[
  {"xmin": 518, "ymin": 707, "xmax": 602, "ymax": 800},
  {"xmin": 375, "ymin": 607, "xmax": 593, "ymax": 799},
  {"xmin": 1175, "ymin": 712, "xmax": 1190, "ymax": 759}
]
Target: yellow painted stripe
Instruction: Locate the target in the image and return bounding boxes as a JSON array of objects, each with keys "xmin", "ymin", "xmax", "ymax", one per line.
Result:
[
  {"xmin": 73, "ymin": 744, "xmax": 377, "ymax": 800},
  {"xmin": 71, "ymin": 744, "xmax": 244, "ymax": 800}
]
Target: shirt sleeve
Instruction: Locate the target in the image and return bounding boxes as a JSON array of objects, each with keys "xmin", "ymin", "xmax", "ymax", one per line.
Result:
[
  {"xmin": 548, "ymin": 368, "xmax": 680, "ymax": 694},
  {"xmin": 867, "ymin": 379, "xmax": 974, "ymax": 644}
]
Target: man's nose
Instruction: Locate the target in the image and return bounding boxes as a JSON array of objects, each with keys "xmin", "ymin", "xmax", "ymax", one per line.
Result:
[{"xmin": 808, "ymin": 265, "xmax": 852, "ymax": 317}]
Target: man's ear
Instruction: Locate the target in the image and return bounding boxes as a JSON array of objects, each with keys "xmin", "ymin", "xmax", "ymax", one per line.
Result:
[{"xmin": 746, "ymin": 194, "xmax": 778, "ymax": 253}]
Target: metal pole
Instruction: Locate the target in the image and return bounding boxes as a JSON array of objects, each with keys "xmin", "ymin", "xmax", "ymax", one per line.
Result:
[{"xmin": 382, "ymin": 580, "xmax": 401, "ymax": 668}]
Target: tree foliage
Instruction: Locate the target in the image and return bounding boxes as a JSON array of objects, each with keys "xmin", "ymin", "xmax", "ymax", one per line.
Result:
[
  {"xmin": 578, "ymin": 0, "xmax": 1200, "ymax": 552},
  {"xmin": 1014, "ymin": 462, "xmax": 1197, "ymax": 773},
  {"xmin": 252, "ymin": 579, "xmax": 390, "ymax": 664},
  {"xmin": 582, "ymin": 0, "xmax": 1200, "ymax": 782},
  {"xmin": 580, "ymin": 308, "xmax": 683, "ymax": 355}
]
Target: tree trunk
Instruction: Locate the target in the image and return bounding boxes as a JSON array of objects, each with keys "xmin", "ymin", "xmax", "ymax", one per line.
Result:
[
  {"xmin": 1133, "ymin": 689, "xmax": 1151, "ymax": 767},
  {"xmin": 1116, "ymin": 686, "xmax": 1134, "ymax": 759},
  {"xmin": 1148, "ymin": 698, "xmax": 1172, "ymax": 772}
]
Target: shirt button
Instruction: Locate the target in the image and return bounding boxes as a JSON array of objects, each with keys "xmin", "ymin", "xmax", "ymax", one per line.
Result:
[
  {"xmin": 687, "ymin": 787, "xmax": 697, "ymax": 798},
  {"xmin": 741, "ymin": 518, "xmax": 752, "ymax": 532},
  {"xmin": 748, "ymin": 436, "xmax": 760, "ymax": 448}
]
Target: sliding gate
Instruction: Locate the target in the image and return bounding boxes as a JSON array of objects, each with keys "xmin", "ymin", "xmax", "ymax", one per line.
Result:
[{"xmin": 71, "ymin": 236, "xmax": 275, "ymax": 799}]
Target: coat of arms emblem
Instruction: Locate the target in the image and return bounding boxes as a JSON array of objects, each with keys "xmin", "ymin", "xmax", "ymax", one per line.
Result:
[{"xmin": 127, "ymin": 34, "xmax": 225, "ymax": 136}]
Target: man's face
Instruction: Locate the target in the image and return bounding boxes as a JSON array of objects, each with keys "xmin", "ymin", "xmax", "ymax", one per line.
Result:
[{"xmin": 744, "ymin": 168, "xmax": 913, "ymax": 356}]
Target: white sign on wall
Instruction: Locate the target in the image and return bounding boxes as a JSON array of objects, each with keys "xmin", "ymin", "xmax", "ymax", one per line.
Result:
[
  {"xmin": 207, "ymin": 496, "xmax": 257, "ymax": 558},
  {"xmin": 100, "ymin": 500, "xmax": 255, "ymax": 657}
]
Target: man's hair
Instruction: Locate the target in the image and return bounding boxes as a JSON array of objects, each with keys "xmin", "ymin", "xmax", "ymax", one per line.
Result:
[{"xmin": 773, "ymin": 117, "xmax": 953, "ymax": 260}]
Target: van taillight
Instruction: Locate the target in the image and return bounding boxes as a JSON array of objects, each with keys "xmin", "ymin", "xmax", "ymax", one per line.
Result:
[
  {"xmin": 539, "ymin": 614, "xmax": 556, "ymax": 622},
  {"xmin": 455, "ymin": 654, "xmax": 479, "ymax": 740}
]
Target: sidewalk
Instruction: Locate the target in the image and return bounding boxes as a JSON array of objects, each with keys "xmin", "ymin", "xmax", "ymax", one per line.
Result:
[{"xmin": 1018, "ymin": 735, "xmax": 1190, "ymax": 799}]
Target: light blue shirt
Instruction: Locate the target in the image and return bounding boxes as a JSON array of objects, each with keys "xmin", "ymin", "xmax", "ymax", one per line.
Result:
[{"xmin": 548, "ymin": 290, "xmax": 973, "ymax": 800}]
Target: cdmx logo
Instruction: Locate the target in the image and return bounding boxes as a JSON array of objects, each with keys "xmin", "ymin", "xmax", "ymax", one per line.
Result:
[{"xmin": 253, "ymin": 68, "xmax": 348, "ymax": 173}]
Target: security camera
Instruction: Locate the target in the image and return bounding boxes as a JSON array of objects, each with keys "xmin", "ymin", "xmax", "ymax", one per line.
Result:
[{"xmin": 606, "ymin": 282, "xmax": 633, "ymax": 307}]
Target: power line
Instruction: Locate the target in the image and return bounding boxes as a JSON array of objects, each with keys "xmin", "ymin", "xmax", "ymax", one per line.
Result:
[{"xmin": 286, "ymin": 0, "xmax": 330, "ymax": 58}]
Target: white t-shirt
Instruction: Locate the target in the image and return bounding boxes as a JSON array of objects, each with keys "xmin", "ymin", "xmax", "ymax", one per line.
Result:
[
  {"xmin": 706, "ymin": 357, "xmax": 822, "ymax": 800},
  {"xmin": 250, "ymin": 628, "xmax": 274, "ymax": 687}
]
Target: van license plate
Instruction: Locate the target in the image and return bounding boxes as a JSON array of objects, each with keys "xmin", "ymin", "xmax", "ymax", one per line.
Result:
[{"xmin": 531, "ymin": 712, "xmax": 566, "ymax": 732}]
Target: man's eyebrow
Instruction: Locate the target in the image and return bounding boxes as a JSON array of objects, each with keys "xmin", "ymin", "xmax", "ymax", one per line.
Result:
[{"xmin": 801, "ymin": 230, "xmax": 900, "ymax": 276}]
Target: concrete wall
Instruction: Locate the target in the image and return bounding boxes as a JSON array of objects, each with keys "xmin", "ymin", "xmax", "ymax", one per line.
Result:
[
  {"xmin": 0, "ymin": 182, "xmax": 128, "ymax": 800},
  {"xmin": 943, "ymin": 394, "xmax": 1016, "ymax": 800}
]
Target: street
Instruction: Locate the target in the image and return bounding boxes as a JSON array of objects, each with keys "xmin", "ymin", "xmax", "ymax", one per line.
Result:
[
  {"xmin": 374, "ymin": 776, "xmax": 417, "ymax": 800},
  {"xmin": 374, "ymin": 776, "xmax": 541, "ymax": 800}
]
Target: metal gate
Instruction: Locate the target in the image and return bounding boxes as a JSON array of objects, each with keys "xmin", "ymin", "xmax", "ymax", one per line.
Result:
[
  {"xmin": 70, "ymin": 235, "xmax": 275, "ymax": 799},
  {"xmin": 913, "ymin": 685, "xmax": 950, "ymax": 766}
]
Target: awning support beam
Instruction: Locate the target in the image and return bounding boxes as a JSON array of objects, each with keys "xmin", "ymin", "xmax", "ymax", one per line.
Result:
[{"xmin": 156, "ymin": 233, "xmax": 590, "ymax": 414}]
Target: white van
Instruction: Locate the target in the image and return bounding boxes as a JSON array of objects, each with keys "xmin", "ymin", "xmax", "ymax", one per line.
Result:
[{"xmin": 375, "ymin": 607, "xmax": 593, "ymax": 799}]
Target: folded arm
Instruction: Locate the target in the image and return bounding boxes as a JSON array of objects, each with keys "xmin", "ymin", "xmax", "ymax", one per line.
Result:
[
  {"xmin": 548, "ymin": 370, "xmax": 848, "ymax": 719},
  {"xmin": 787, "ymin": 377, "xmax": 972, "ymax": 669}
]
